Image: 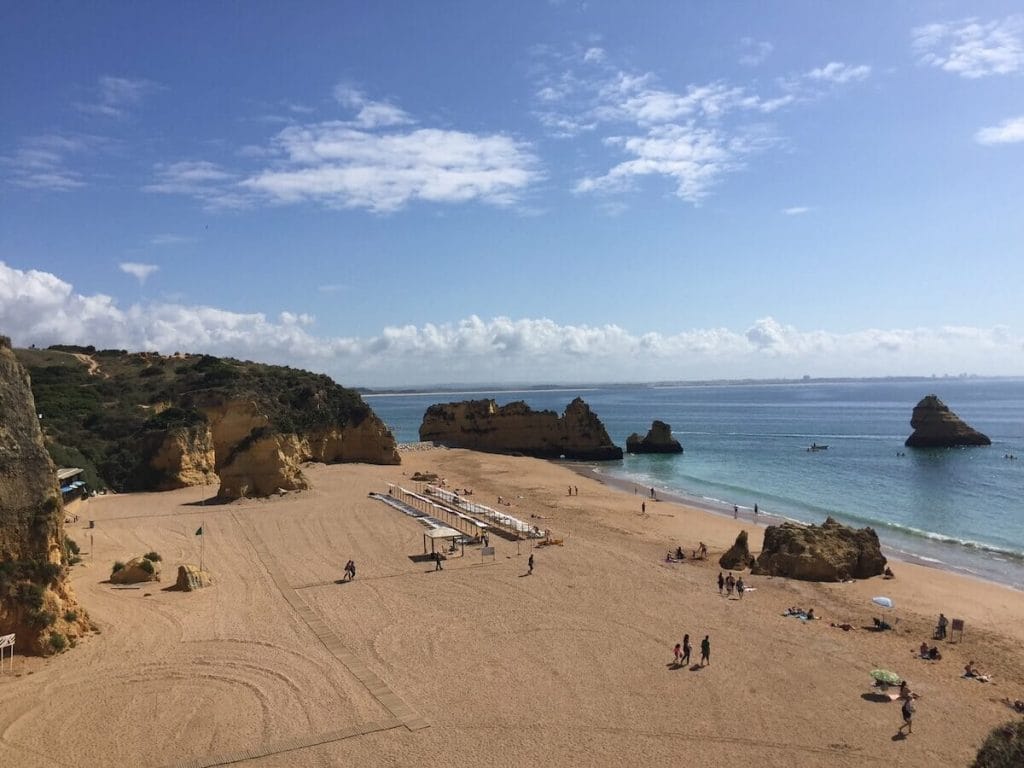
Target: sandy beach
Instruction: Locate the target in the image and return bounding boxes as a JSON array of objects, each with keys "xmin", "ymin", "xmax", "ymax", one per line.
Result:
[{"xmin": 2, "ymin": 445, "xmax": 1022, "ymax": 767}]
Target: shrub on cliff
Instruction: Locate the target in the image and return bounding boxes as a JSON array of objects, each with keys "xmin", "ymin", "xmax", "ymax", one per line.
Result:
[{"xmin": 972, "ymin": 721, "xmax": 1024, "ymax": 768}]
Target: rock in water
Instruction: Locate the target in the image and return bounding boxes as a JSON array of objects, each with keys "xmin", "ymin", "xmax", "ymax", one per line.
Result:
[
  {"xmin": 175, "ymin": 564, "xmax": 213, "ymax": 591},
  {"xmin": 904, "ymin": 394, "xmax": 991, "ymax": 448},
  {"xmin": 752, "ymin": 517, "xmax": 886, "ymax": 582},
  {"xmin": 0, "ymin": 336, "xmax": 89, "ymax": 654},
  {"xmin": 719, "ymin": 530, "xmax": 755, "ymax": 570},
  {"xmin": 626, "ymin": 420, "xmax": 683, "ymax": 454},
  {"xmin": 419, "ymin": 397, "xmax": 623, "ymax": 460}
]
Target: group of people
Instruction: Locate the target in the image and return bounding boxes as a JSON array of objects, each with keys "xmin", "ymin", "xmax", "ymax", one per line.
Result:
[
  {"xmin": 672, "ymin": 634, "xmax": 711, "ymax": 667},
  {"xmin": 917, "ymin": 641, "xmax": 942, "ymax": 660},
  {"xmin": 717, "ymin": 571, "xmax": 746, "ymax": 598},
  {"xmin": 665, "ymin": 543, "xmax": 708, "ymax": 563}
]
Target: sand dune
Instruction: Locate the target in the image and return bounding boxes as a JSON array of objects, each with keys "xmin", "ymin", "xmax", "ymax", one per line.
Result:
[{"xmin": 1, "ymin": 446, "xmax": 1021, "ymax": 767}]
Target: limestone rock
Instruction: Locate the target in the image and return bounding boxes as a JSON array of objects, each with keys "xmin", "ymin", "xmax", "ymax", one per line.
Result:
[
  {"xmin": 626, "ymin": 420, "xmax": 683, "ymax": 454},
  {"xmin": 752, "ymin": 517, "xmax": 886, "ymax": 582},
  {"xmin": 175, "ymin": 564, "xmax": 213, "ymax": 591},
  {"xmin": 144, "ymin": 422, "xmax": 217, "ymax": 490},
  {"xmin": 719, "ymin": 530, "xmax": 755, "ymax": 570},
  {"xmin": 905, "ymin": 394, "xmax": 991, "ymax": 448},
  {"xmin": 0, "ymin": 336, "xmax": 89, "ymax": 654},
  {"xmin": 418, "ymin": 397, "xmax": 623, "ymax": 460},
  {"xmin": 111, "ymin": 556, "xmax": 161, "ymax": 584}
]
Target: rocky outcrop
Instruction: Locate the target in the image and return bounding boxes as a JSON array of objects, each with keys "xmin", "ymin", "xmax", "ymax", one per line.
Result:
[
  {"xmin": 752, "ymin": 517, "xmax": 886, "ymax": 582},
  {"xmin": 905, "ymin": 394, "xmax": 991, "ymax": 448},
  {"xmin": 144, "ymin": 423, "xmax": 217, "ymax": 490},
  {"xmin": 0, "ymin": 336, "xmax": 89, "ymax": 655},
  {"xmin": 719, "ymin": 530, "xmax": 755, "ymax": 570},
  {"xmin": 175, "ymin": 564, "xmax": 213, "ymax": 591},
  {"xmin": 204, "ymin": 399, "xmax": 401, "ymax": 499},
  {"xmin": 110, "ymin": 555, "xmax": 161, "ymax": 584},
  {"xmin": 626, "ymin": 420, "xmax": 683, "ymax": 454},
  {"xmin": 419, "ymin": 397, "xmax": 623, "ymax": 460}
]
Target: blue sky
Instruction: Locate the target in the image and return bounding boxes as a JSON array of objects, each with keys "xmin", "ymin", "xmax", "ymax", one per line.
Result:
[{"xmin": 2, "ymin": 1, "xmax": 1023, "ymax": 386}]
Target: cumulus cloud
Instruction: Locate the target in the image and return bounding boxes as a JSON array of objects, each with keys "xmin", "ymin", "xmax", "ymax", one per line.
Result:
[
  {"xmin": 806, "ymin": 62, "xmax": 872, "ymax": 83},
  {"xmin": 148, "ymin": 89, "xmax": 540, "ymax": 213},
  {"xmin": 531, "ymin": 47, "xmax": 865, "ymax": 205},
  {"xmin": 119, "ymin": 262, "xmax": 159, "ymax": 283},
  {"xmin": 913, "ymin": 16, "xmax": 1024, "ymax": 78},
  {"xmin": 3, "ymin": 262, "xmax": 1021, "ymax": 386},
  {"xmin": 76, "ymin": 75, "xmax": 160, "ymax": 118},
  {"xmin": 975, "ymin": 115, "xmax": 1024, "ymax": 144}
]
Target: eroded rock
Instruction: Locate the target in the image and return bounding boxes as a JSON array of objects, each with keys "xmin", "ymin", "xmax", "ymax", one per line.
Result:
[
  {"xmin": 752, "ymin": 517, "xmax": 886, "ymax": 582},
  {"xmin": 175, "ymin": 564, "xmax": 213, "ymax": 591},
  {"xmin": 905, "ymin": 394, "xmax": 991, "ymax": 448},
  {"xmin": 719, "ymin": 530, "xmax": 755, "ymax": 570},
  {"xmin": 626, "ymin": 420, "xmax": 683, "ymax": 454}
]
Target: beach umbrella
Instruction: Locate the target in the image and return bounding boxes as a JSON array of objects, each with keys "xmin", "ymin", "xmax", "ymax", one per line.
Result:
[
  {"xmin": 870, "ymin": 669, "xmax": 902, "ymax": 686},
  {"xmin": 871, "ymin": 596, "xmax": 894, "ymax": 609}
]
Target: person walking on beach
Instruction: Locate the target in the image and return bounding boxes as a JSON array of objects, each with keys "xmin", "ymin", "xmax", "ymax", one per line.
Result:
[
  {"xmin": 754, "ymin": 503, "xmax": 759, "ymax": 520},
  {"xmin": 673, "ymin": 643, "xmax": 682, "ymax": 666},
  {"xmin": 717, "ymin": 571, "xmax": 725, "ymax": 595},
  {"xmin": 733, "ymin": 504, "xmax": 738, "ymax": 519},
  {"xmin": 898, "ymin": 696, "xmax": 915, "ymax": 736},
  {"xmin": 681, "ymin": 634, "xmax": 691, "ymax": 666},
  {"xmin": 641, "ymin": 501, "xmax": 646, "ymax": 514},
  {"xmin": 726, "ymin": 573, "xmax": 735, "ymax": 596},
  {"xmin": 434, "ymin": 551, "xmax": 443, "ymax": 571},
  {"xmin": 700, "ymin": 635, "xmax": 711, "ymax": 666},
  {"xmin": 343, "ymin": 560, "xmax": 355, "ymax": 581},
  {"xmin": 736, "ymin": 576, "xmax": 745, "ymax": 599},
  {"xmin": 528, "ymin": 553, "xmax": 534, "ymax": 575}
]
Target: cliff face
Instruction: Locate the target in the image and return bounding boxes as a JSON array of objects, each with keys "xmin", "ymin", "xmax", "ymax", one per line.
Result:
[
  {"xmin": 202, "ymin": 398, "xmax": 400, "ymax": 500},
  {"xmin": 15, "ymin": 347, "xmax": 401, "ymax": 499},
  {"xmin": 418, "ymin": 397, "xmax": 623, "ymax": 460},
  {"xmin": 626, "ymin": 420, "xmax": 683, "ymax": 454},
  {"xmin": 905, "ymin": 394, "xmax": 991, "ymax": 448},
  {"xmin": 0, "ymin": 337, "xmax": 88, "ymax": 655}
]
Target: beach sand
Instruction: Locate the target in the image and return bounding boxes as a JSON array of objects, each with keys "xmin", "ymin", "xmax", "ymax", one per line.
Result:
[{"xmin": 2, "ymin": 446, "xmax": 1022, "ymax": 767}]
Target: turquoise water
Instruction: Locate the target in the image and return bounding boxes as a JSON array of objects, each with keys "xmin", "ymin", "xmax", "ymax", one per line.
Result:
[{"xmin": 366, "ymin": 379, "xmax": 1024, "ymax": 590}]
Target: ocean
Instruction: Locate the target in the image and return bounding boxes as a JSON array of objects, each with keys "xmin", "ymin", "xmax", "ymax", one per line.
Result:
[{"xmin": 365, "ymin": 379, "xmax": 1024, "ymax": 590}]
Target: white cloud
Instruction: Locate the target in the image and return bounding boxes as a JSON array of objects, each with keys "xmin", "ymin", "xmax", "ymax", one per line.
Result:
[
  {"xmin": 76, "ymin": 75, "xmax": 160, "ymax": 117},
  {"xmin": 5, "ymin": 262, "xmax": 1021, "ymax": 386},
  {"xmin": 0, "ymin": 134, "xmax": 103, "ymax": 191},
  {"xmin": 739, "ymin": 38, "xmax": 774, "ymax": 66},
  {"xmin": 332, "ymin": 83, "xmax": 414, "ymax": 128},
  {"xmin": 913, "ymin": 16, "xmax": 1024, "ymax": 78},
  {"xmin": 583, "ymin": 47, "xmax": 606, "ymax": 63},
  {"xmin": 144, "ymin": 161, "xmax": 251, "ymax": 210},
  {"xmin": 149, "ymin": 233, "xmax": 194, "ymax": 246},
  {"xmin": 119, "ymin": 262, "xmax": 159, "ymax": 283},
  {"xmin": 806, "ymin": 62, "xmax": 872, "ymax": 83},
  {"xmin": 782, "ymin": 206, "xmax": 810, "ymax": 215},
  {"xmin": 975, "ymin": 115, "xmax": 1024, "ymax": 144},
  {"xmin": 241, "ymin": 123, "xmax": 540, "ymax": 212}
]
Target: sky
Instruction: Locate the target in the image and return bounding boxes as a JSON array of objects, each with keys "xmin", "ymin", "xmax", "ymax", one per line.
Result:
[{"xmin": 2, "ymin": 1, "xmax": 1023, "ymax": 387}]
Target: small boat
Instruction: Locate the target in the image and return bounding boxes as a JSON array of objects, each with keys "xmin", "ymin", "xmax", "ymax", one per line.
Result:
[{"xmin": 807, "ymin": 443, "xmax": 828, "ymax": 451}]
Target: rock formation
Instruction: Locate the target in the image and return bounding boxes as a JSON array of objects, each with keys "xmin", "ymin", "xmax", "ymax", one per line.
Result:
[
  {"xmin": 110, "ymin": 555, "xmax": 161, "ymax": 584},
  {"xmin": 626, "ymin": 420, "xmax": 683, "ymax": 454},
  {"xmin": 419, "ymin": 397, "xmax": 623, "ymax": 460},
  {"xmin": 905, "ymin": 394, "xmax": 991, "ymax": 448},
  {"xmin": 752, "ymin": 517, "xmax": 886, "ymax": 582},
  {"xmin": 0, "ymin": 336, "xmax": 89, "ymax": 655},
  {"xmin": 719, "ymin": 530, "xmax": 755, "ymax": 570},
  {"xmin": 14, "ymin": 347, "xmax": 401, "ymax": 500},
  {"xmin": 175, "ymin": 564, "xmax": 213, "ymax": 591}
]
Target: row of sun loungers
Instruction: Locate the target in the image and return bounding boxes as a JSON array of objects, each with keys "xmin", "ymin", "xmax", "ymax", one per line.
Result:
[{"xmin": 424, "ymin": 486, "xmax": 545, "ymax": 538}]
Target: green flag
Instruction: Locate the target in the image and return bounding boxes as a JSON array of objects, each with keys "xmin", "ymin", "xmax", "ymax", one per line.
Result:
[{"xmin": 195, "ymin": 526, "xmax": 203, "ymax": 536}]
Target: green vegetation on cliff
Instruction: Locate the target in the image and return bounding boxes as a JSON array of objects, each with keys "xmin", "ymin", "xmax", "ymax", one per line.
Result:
[{"xmin": 15, "ymin": 347, "xmax": 376, "ymax": 492}]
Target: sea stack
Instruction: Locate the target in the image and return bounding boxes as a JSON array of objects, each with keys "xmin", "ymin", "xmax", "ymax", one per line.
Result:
[
  {"xmin": 904, "ymin": 394, "xmax": 991, "ymax": 448},
  {"xmin": 626, "ymin": 420, "xmax": 683, "ymax": 454},
  {"xmin": 419, "ymin": 397, "xmax": 623, "ymax": 460}
]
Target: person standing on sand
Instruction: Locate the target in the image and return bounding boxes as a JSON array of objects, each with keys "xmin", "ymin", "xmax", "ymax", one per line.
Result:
[
  {"xmin": 700, "ymin": 635, "xmax": 710, "ymax": 666},
  {"xmin": 898, "ymin": 696, "xmax": 915, "ymax": 735},
  {"xmin": 736, "ymin": 577, "xmax": 745, "ymax": 598},
  {"xmin": 434, "ymin": 551, "xmax": 443, "ymax": 571},
  {"xmin": 673, "ymin": 643, "xmax": 682, "ymax": 665},
  {"xmin": 717, "ymin": 572, "xmax": 725, "ymax": 594},
  {"xmin": 681, "ymin": 634, "xmax": 691, "ymax": 666},
  {"xmin": 754, "ymin": 503, "xmax": 759, "ymax": 520},
  {"xmin": 528, "ymin": 553, "xmax": 534, "ymax": 575},
  {"xmin": 726, "ymin": 573, "xmax": 735, "ymax": 596},
  {"xmin": 733, "ymin": 504, "xmax": 738, "ymax": 519},
  {"xmin": 641, "ymin": 501, "xmax": 646, "ymax": 514}
]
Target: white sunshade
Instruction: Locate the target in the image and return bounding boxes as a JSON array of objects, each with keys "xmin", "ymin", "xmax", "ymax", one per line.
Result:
[{"xmin": 424, "ymin": 527, "xmax": 463, "ymax": 539}]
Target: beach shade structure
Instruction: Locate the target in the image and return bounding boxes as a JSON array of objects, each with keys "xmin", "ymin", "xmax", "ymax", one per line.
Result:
[
  {"xmin": 871, "ymin": 596, "xmax": 894, "ymax": 609},
  {"xmin": 870, "ymin": 669, "xmax": 903, "ymax": 687}
]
